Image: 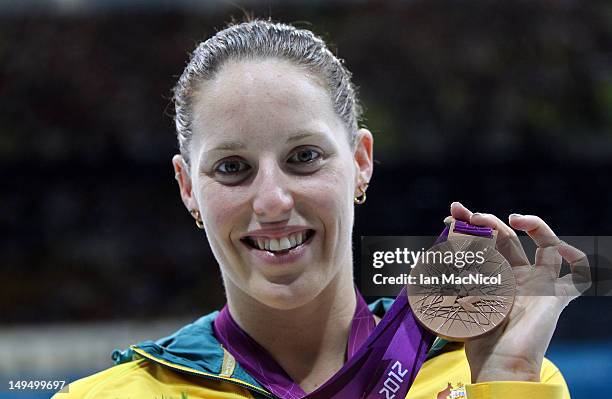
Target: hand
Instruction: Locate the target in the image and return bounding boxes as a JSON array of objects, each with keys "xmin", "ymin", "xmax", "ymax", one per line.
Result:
[{"xmin": 446, "ymin": 202, "xmax": 591, "ymax": 383}]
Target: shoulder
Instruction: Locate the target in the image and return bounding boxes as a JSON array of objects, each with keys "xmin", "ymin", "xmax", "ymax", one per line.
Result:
[
  {"xmin": 52, "ymin": 310, "xmax": 263, "ymax": 398},
  {"xmin": 541, "ymin": 356, "xmax": 569, "ymax": 387},
  {"xmin": 51, "ymin": 359, "xmax": 150, "ymax": 398},
  {"xmin": 52, "ymin": 358, "xmax": 258, "ymax": 399},
  {"xmin": 408, "ymin": 343, "xmax": 570, "ymax": 399}
]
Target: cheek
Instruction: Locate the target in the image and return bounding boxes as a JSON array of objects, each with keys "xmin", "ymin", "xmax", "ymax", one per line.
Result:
[
  {"xmin": 198, "ymin": 182, "xmax": 249, "ymax": 234},
  {"xmin": 302, "ymin": 164, "xmax": 353, "ymax": 219}
]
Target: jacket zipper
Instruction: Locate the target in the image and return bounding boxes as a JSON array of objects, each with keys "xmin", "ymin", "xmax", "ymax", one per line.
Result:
[{"xmin": 131, "ymin": 346, "xmax": 279, "ymax": 399}]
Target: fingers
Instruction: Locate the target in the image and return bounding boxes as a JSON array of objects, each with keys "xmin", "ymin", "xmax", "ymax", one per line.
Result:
[
  {"xmin": 470, "ymin": 212, "xmax": 514, "ymax": 239},
  {"xmin": 448, "ymin": 202, "xmax": 530, "ymax": 267},
  {"xmin": 447, "ymin": 204, "xmax": 591, "ymax": 303},
  {"xmin": 450, "ymin": 201, "xmax": 472, "ymax": 222},
  {"xmin": 556, "ymin": 243, "xmax": 592, "ymax": 303},
  {"xmin": 450, "ymin": 203, "xmax": 514, "ymax": 241},
  {"xmin": 473, "ymin": 212, "xmax": 531, "ymax": 267},
  {"xmin": 508, "ymin": 214, "xmax": 565, "ymax": 274},
  {"xmin": 558, "ymin": 242, "xmax": 592, "ymax": 285},
  {"xmin": 507, "ymin": 214, "xmax": 560, "ymax": 248}
]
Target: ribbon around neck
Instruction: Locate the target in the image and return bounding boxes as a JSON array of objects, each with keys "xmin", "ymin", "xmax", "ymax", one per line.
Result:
[{"xmin": 214, "ymin": 287, "xmax": 434, "ymax": 399}]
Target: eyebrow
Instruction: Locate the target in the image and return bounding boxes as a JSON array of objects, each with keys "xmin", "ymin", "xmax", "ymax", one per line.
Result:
[
  {"xmin": 208, "ymin": 132, "xmax": 322, "ymax": 152},
  {"xmin": 286, "ymin": 132, "xmax": 318, "ymax": 143},
  {"xmin": 210, "ymin": 141, "xmax": 247, "ymax": 152}
]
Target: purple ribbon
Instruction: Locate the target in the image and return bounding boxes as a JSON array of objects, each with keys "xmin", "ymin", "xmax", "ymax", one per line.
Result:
[
  {"xmin": 453, "ymin": 220, "xmax": 493, "ymax": 238},
  {"xmin": 214, "ymin": 287, "xmax": 434, "ymax": 399}
]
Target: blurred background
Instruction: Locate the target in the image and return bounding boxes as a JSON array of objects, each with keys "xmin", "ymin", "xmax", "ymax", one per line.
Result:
[{"xmin": 1, "ymin": 0, "xmax": 611, "ymax": 397}]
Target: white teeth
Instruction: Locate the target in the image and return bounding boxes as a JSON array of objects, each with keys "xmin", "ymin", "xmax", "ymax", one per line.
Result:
[
  {"xmin": 269, "ymin": 238, "xmax": 281, "ymax": 251},
  {"xmin": 249, "ymin": 231, "xmax": 311, "ymax": 252},
  {"xmin": 279, "ymin": 237, "xmax": 291, "ymax": 250}
]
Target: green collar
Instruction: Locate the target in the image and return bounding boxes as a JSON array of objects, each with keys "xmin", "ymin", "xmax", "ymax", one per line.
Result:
[{"xmin": 112, "ymin": 298, "xmax": 450, "ymax": 391}]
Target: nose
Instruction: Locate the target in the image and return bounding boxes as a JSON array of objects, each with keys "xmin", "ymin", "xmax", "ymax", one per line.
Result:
[{"xmin": 252, "ymin": 160, "xmax": 295, "ymax": 221}]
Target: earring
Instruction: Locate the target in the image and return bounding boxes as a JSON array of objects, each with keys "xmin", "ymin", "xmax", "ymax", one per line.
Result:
[
  {"xmin": 190, "ymin": 209, "xmax": 205, "ymax": 229},
  {"xmin": 354, "ymin": 183, "xmax": 369, "ymax": 205}
]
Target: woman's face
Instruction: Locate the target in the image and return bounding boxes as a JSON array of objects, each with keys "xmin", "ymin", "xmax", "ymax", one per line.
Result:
[{"xmin": 174, "ymin": 58, "xmax": 373, "ymax": 310}]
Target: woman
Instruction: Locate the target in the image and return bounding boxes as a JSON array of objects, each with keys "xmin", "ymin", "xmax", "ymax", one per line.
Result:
[{"xmin": 55, "ymin": 20, "xmax": 589, "ymax": 399}]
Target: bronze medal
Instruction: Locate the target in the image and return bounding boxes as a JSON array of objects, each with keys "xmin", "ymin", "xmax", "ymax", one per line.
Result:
[{"xmin": 407, "ymin": 221, "xmax": 516, "ymax": 341}]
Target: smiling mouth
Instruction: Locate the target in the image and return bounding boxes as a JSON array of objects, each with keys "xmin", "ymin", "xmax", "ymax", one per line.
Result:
[{"xmin": 241, "ymin": 229, "xmax": 316, "ymax": 254}]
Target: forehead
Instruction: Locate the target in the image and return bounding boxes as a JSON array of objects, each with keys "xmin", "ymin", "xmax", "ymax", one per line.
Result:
[{"xmin": 190, "ymin": 58, "xmax": 346, "ymax": 150}]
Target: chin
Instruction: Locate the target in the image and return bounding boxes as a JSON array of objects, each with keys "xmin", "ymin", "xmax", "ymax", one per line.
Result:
[{"xmin": 250, "ymin": 276, "xmax": 322, "ymax": 311}]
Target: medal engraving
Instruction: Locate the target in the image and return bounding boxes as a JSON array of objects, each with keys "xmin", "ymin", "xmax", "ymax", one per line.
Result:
[{"xmin": 407, "ymin": 227, "xmax": 516, "ymax": 341}]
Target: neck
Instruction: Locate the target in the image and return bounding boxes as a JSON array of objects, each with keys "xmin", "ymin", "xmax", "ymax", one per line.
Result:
[{"xmin": 225, "ymin": 266, "xmax": 356, "ymax": 393}]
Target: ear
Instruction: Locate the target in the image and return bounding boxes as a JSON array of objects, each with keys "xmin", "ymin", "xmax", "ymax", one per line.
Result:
[
  {"xmin": 353, "ymin": 128, "xmax": 374, "ymax": 196},
  {"xmin": 172, "ymin": 154, "xmax": 199, "ymax": 213}
]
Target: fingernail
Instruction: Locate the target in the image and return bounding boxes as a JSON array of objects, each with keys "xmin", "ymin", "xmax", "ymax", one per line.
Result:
[
  {"xmin": 451, "ymin": 201, "xmax": 463, "ymax": 207},
  {"xmin": 472, "ymin": 212, "xmax": 482, "ymax": 217},
  {"xmin": 509, "ymin": 213, "xmax": 523, "ymax": 218}
]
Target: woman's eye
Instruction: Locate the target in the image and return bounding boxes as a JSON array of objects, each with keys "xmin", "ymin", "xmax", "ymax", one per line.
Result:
[
  {"xmin": 288, "ymin": 148, "xmax": 322, "ymax": 164},
  {"xmin": 215, "ymin": 159, "xmax": 250, "ymax": 174}
]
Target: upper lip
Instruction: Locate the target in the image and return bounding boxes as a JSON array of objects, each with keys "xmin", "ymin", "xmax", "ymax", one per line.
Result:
[{"xmin": 241, "ymin": 226, "xmax": 314, "ymax": 240}]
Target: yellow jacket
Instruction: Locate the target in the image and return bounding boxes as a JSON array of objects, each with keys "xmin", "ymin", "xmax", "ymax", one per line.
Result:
[{"xmin": 53, "ymin": 299, "xmax": 570, "ymax": 399}]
